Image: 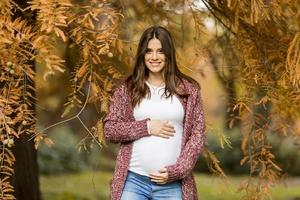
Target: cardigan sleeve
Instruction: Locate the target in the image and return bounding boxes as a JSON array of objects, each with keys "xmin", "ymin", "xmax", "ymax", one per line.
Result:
[
  {"xmin": 165, "ymin": 86, "xmax": 206, "ymax": 183},
  {"xmin": 103, "ymin": 83, "xmax": 151, "ymax": 144}
]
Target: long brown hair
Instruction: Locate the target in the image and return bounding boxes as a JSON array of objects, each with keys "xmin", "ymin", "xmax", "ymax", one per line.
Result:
[{"xmin": 125, "ymin": 25, "xmax": 198, "ymax": 108}]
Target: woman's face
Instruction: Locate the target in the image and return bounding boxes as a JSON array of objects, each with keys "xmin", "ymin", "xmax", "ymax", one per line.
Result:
[{"xmin": 144, "ymin": 37, "xmax": 166, "ymax": 77}]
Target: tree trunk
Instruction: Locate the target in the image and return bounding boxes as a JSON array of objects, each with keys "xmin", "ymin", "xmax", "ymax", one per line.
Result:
[
  {"xmin": 10, "ymin": 0, "xmax": 41, "ymax": 199},
  {"xmin": 12, "ymin": 135, "xmax": 40, "ymax": 200}
]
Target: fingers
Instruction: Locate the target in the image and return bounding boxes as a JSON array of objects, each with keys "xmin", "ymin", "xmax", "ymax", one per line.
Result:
[
  {"xmin": 151, "ymin": 179, "xmax": 167, "ymax": 184},
  {"xmin": 159, "ymin": 168, "xmax": 167, "ymax": 173},
  {"xmin": 158, "ymin": 130, "xmax": 175, "ymax": 138},
  {"xmin": 149, "ymin": 171, "xmax": 167, "ymax": 179},
  {"xmin": 149, "ymin": 171, "xmax": 168, "ymax": 184},
  {"xmin": 151, "ymin": 178, "xmax": 167, "ymax": 184},
  {"xmin": 164, "ymin": 122, "xmax": 176, "ymax": 130},
  {"xmin": 156, "ymin": 181, "xmax": 167, "ymax": 184},
  {"xmin": 150, "ymin": 173, "xmax": 167, "ymax": 179},
  {"xmin": 161, "ymin": 130, "xmax": 174, "ymax": 138},
  {"xmin": 157, "ymin": 133, "xmax": 170, "ymax": 139},
  {"xmin": 163, "ymin": 122, "xmax": 175, "ymax": 131},
  {"xmin": 150, "ymin": 120, "xmax": 176, "ymax": 138},
  {"xmin": 149, "ymin": 174, "xmax": 167, "ymax": 182},
  {"xmin": 158, "ymin": 121, "xmax": 175, "ymax": 138}
]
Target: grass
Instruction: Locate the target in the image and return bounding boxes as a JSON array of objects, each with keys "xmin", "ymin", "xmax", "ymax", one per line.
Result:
[{"xmin": 40, "ymin": 171, "xmax": 300, "ymax": 200}]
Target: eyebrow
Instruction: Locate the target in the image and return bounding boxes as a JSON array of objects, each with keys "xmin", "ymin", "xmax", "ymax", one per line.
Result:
[{"xmin": 146, "ymin": 48, "xmax": 163, "ymax": 51}]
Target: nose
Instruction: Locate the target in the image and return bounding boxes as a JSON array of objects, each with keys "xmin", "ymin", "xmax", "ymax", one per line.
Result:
[{"xmin": 151, "ymin": 52, "xmax": 158, "ymax": 60}]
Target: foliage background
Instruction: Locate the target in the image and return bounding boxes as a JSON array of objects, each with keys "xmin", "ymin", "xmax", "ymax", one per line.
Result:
[{"xmin": 0, "ymin": 0, "xmax": 300, "ymax": 199}]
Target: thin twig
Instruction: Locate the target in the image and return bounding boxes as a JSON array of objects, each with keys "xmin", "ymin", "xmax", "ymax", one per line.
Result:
[
  {"xmin": 28, "ymin": 73, "xmax": 93, "ymax": 141},
  {"xmin": 78, "ymin": 117, "xmax": 102, "ymax": 147},
  {"xmin": 200, "ymin": 0, "xmax": 237, "ymax": 36}
]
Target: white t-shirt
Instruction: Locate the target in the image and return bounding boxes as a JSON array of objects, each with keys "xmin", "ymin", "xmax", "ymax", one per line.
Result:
[{"xmin": 128, "ymin": 81, "xmax": 184, "ymax": 176}]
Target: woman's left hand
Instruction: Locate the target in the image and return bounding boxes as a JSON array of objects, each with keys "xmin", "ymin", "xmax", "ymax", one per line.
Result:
[{"xmin": 149, "ymin": 167, "xmax": 168, "ymax": 184}]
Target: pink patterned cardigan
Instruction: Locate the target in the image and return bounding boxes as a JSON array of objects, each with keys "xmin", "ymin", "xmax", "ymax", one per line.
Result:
[{"xmin": 103, "ymin": 77, "xmax": 206, "ymax": 200}]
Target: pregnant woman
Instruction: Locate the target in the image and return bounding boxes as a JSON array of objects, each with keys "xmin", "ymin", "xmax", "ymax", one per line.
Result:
[{"xmin": 104, "ymin": 25, "xmax": 206, "ymax": 200}]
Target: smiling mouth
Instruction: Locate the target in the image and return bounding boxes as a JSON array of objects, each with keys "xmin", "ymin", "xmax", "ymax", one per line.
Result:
[{"xmin": 150, "ymin": 62, "xmax": 161, "ymax": 66}]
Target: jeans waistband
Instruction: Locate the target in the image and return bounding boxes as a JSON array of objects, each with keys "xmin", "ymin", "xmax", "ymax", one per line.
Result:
[{"xmin": 127, "ymin": 170, "xmax": 182, "ymax": 185}]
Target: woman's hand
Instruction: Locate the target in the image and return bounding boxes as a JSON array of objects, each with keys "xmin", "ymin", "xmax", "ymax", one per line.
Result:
[
  {"xmin": 148, "ymin": 120, "xmax": 176, "ymax": 139},
  {"xmin": 149, "ymin": 167, "xmax": 168, "ymax": 184}
]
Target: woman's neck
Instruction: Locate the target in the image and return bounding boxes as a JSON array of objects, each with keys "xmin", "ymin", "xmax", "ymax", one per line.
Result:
[{"xmin": 146, "ymin": 74, "xmax": 165, "ymax": 87}]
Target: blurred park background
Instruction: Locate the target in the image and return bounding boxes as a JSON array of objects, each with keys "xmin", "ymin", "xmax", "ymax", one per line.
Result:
[{"xmin": 1, "ymin": 0, "xmax": 300, "ymax": 200}]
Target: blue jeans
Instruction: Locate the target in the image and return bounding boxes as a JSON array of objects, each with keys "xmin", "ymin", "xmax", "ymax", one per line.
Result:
[{"xmin": 120, "ymin": 170, "xmax": 182, "ymax": 200}]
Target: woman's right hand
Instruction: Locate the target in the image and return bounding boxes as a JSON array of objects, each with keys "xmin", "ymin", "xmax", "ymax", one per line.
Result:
[{"xmin": 148, "ymin": 120, "xmax": 176, "ymax": 139}]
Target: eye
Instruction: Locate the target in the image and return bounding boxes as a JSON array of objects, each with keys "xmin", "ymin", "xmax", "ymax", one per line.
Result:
[{"xmin": 158, "ymin": 49, "xmax": 164, "ymax": 53}]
